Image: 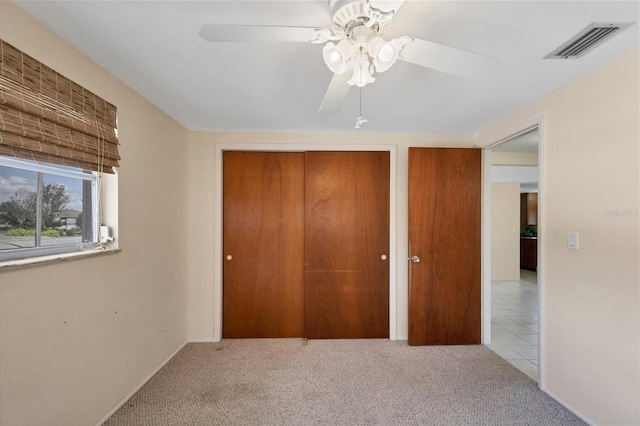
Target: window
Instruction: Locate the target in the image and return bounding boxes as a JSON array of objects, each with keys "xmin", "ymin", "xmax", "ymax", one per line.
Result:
[
  {"xmin": 0, "ymin": 39, "xmax": 120, "ymax": 263},
  {"xmin": 0, "ymin": 157, "xmax": 99, "ymax": 261}
]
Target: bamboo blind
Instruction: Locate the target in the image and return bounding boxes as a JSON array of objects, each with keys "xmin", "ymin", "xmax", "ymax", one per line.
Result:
[{"xmin": 0, "ymin": 39, "xmax": 120, "ymax": 173}]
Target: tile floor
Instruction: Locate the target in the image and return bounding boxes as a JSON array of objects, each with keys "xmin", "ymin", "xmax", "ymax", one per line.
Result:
[{"xmin": 488, "ymin": 270, "xmax": 539, "ymax": 380}]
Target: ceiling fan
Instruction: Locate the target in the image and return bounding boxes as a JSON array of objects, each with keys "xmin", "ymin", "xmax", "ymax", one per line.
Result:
[{"xmin": 199, "ymin": 0, "xmax": 498, "ymax": 114}]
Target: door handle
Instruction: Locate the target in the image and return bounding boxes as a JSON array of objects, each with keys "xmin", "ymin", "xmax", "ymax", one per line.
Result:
[{"xmin": 411, "ymin": 255, "xmax": 421, "ymax": 263}]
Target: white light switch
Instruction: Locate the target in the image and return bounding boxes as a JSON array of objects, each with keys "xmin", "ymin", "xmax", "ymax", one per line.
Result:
[{"xmin": 568, "ymin": 232, "xmax": 579, "ymax": 250}]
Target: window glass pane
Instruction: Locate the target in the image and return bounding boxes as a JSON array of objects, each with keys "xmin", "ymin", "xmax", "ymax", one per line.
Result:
[
  {"xmin": 0, "ymin": 162, "xmax": 96, "ymax": 257},
  {"xmin": 0, "ymin": 166, "xmax": 38, "ymax": 249},
  {"xmin": 41, "ymin": 172, "xmax": 85, "ymax": 244}
]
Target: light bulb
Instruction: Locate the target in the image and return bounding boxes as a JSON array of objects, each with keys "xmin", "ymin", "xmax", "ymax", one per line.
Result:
[
  {"xmin": 329, "ymin": 50, "xmax": 342, "ymax": 64},
  {"xmin": 377, "ymin": 44, "xmax": 394, "ymax": 63},
  {"xmin": 322, "ymin": 39, "xmax": 354, "ymax": 75}
]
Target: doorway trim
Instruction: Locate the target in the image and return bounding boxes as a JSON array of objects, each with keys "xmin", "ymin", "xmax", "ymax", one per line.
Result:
[
  {"xmin": 481, "ymin": 114, "xmax": 545, "ymax": 387},
  {"xmin": 213, "ymin": 143, "xmax": 398, "ymax": 342}
]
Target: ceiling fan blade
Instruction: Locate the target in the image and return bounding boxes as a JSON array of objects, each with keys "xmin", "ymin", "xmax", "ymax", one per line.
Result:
[
  {"xmin": 400, "ymin": 38, "xmax": 499, "ymax": 80},
  {"xmin": 199, "ymin": 24, "xmax": 326, "ymax": 43},
  {"xmin": 319, "ymin": 73, "xmax": 351, "ymax": 114}
]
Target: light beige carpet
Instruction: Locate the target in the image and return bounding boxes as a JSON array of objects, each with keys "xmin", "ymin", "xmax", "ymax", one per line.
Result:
[{"xmin": 104, "ymin": 339, "xmax": 585, "ymax": 425}]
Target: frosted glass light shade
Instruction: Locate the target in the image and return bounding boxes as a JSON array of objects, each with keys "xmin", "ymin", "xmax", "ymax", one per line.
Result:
[
  {"xmin": 373, "ymin": 40, "xmax": 399, "ymax": 72},
  {"xmin": 323, "ymin": 40, "xmax": 354, "ymax": 74},
  {"xmin": 367, "ymin": 37, "xmax": 385, "ymax": 57},
  {"xmin": 367, "ymin": 36, "xmax": 412, "ymax": 73},
  {"xmin": 348, "ymin": 60, "xmax": 375, "ymax": 87}
]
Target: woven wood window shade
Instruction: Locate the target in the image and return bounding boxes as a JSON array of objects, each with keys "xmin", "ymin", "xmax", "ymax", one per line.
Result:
[{"xmin": 0, "ymin": 39, "xmax": 120, "ymax": 173}]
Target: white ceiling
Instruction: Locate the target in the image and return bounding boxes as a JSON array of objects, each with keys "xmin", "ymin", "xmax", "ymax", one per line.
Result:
[{"xmin": 14, "ymin": 0, "xmax": 640, "ymax": 134}]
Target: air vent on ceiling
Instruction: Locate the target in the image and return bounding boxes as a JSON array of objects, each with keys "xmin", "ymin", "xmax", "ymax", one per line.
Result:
[{"xmin": 545, "ymin": 22, "xmax": 633, "ymax": 59}]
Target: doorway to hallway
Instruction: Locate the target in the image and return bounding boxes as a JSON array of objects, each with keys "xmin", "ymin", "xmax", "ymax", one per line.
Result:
[{"xmin": 485, "ymin": 125, "xmax": 540, "ymax": 381}]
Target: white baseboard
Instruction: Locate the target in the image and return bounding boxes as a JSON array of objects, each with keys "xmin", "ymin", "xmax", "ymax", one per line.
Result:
[
  {"xmin": 96, "ymin": 340, "xmax": 188, "ymax": 426},
  {"xmin": 542, "ymin": 388, "xmax": 594, "ymax": 425},
  {"xmin": 189, "ymin": 338, "xmax": 216, "ymax": 343}
]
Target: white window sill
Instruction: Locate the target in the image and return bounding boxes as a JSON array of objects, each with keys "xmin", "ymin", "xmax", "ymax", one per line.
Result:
[{"xmin": 0, "ymin": 247, "xmax": 121, "ymax": 272}]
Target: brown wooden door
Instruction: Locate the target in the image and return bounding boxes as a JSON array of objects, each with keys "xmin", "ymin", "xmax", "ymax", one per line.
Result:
[
  {"xmin": 223, "ymin": 152, "xmax": 305, "ymax": 338},
  {"xmin": 408, "ymin": 148, "xmax": 481, "ymax": 345},
  {"xmin": 304, "ymin": 151, "xmax": 390, "ymax": 338}
]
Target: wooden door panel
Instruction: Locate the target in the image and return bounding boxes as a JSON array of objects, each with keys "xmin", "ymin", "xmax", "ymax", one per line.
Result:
[
  {"xmin": 223, "ymin": 152, "xmax": 305, "ymax": 338},
  {"xmin": 303, "ymin": 271, "xmax": 389, "ymax": 338},
  {"xmin": 408, "ymin": 148, "xmax": 481, "ymax": 345},
  {"xmin": 304, "ymin": 151, "xmax": 389, "ymax": 338}
]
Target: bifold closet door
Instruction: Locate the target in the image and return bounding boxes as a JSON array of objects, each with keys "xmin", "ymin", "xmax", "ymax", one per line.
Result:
[
  {"xmin": 304, "ymin": 151, "xmax": 390, "ymax": 338},
  {"xmin": 408, "ymin": 148, "xmax": 481, "ymax": 345},
  {"xmin": 223, "ymin": 152, "xmax": 305, "ymax": 338}
]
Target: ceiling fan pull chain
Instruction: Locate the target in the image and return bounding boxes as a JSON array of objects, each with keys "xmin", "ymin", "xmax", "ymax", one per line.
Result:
[{"xmin": 354, "ymin": 84, "xmax": 368, "ymax": 129}]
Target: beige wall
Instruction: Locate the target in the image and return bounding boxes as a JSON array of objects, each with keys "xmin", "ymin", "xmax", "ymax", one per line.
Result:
[
  {"xmin": 0, "ymin": 3, "xmax": 190, "ymax": 425},
  {"xmin": 479, "ymin": 46, "xmax": 639, "ymax": 425},
  {"xmin": 491, "ymin": 183, "xmax": 521, "ymax": 280},
  {"xmin": 491, "ymin": 152, "xmax": 538, "ymax": 166}
]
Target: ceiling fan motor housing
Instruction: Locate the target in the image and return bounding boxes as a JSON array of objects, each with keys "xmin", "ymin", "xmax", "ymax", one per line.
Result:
[{"xmin": 329, "ymin": 0, "xmax": 394, "ymax": 37}]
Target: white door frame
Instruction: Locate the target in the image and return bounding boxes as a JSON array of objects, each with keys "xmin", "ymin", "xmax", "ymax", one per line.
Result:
[
  {"xmin": 213, "ymin": 143, "xmax": 398, "ymax": 342},
  {"xmin": 481, "ymin": 114, "xmax": 545, "ymax": 387}
]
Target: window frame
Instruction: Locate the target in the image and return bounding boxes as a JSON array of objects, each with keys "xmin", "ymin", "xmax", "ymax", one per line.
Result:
[{"xmin": 0, "ymin": 156, "xmax": 99, "ymax": 262}]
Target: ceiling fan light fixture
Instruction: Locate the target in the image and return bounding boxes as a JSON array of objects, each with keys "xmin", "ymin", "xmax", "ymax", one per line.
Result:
[
  {"xmin": 323, "ymin": 40, "xmax": 353, "ymax": 74},
  {"xmin": 373, "ymin": 36, "xmax": 412, "ymax": 72},
  {"xmin": 319, "ymin": 3, "xmax": 415, "ymax": 87}
]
